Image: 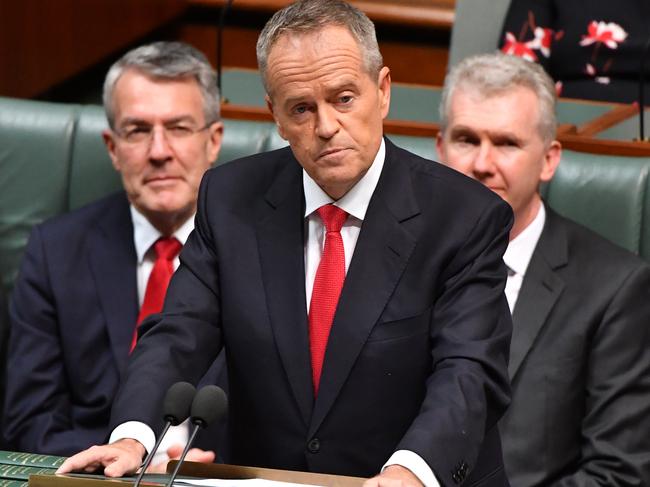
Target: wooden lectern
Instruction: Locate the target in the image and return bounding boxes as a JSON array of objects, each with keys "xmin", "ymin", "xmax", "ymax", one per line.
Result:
[{"xmin": 28, "ymin": 462, "xmax": 366, "ymax": 487}]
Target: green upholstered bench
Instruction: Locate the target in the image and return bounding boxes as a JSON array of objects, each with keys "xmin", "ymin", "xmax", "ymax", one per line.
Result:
[
  {"xmin": 2, "ymin": 96, "xmax": 649, "ymax": 294},
  {"xmin": 542, "ymin": 150, "xmax": 650, "ymax": 260},
  {"xmin": 0, "ymin": 96, "xmax": 278, "ymax": 291}
]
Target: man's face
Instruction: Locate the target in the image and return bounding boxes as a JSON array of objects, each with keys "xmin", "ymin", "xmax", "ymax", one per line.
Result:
[
  {"xmin": 104, "ymin": 69, "xmax": 223, "ymax": 226},
  {"xmin": 265, "ymin": 25, "xmax": 391, "ymax": 200},
  {"xmin": 437, "ymin": 86, "xmax": 560, "ymax": 238}
]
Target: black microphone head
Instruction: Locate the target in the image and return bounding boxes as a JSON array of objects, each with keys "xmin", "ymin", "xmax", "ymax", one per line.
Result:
[
  {"xmin": 163, "ymin": 381, "xmax": 196, "ymax": 426},
  {"xmin": 190, "ymin": 385, "xmax": 228, "ymax": 428}
]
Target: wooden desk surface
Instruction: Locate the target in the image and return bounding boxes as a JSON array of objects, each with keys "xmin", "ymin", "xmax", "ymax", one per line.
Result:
[{"xmin": 29, "ymin": 462, "xmax": 366, "ymax": 487}]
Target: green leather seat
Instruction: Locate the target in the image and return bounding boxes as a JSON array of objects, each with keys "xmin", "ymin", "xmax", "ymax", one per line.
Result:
[
  {"xmin": 543, "ymin": 149, "xmax": 650, "ymax": 260},
  {"xmin": 0, "ymin": 97, "xmax": 279, "ymax": 290}
]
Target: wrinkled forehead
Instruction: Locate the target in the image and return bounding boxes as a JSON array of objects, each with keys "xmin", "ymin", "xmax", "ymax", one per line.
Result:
[{"xmin": 265, "ymin": 27, "xmax": 370, "ymax": 97}]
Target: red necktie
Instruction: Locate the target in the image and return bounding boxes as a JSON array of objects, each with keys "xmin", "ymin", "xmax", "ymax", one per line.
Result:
[
  {"xmin": 309, "ymin": 204, "xmax": 348, "ymax": 395},
  {"xmin": 130, "ymin": 237, "xmax": 182, "ymax": 353}
]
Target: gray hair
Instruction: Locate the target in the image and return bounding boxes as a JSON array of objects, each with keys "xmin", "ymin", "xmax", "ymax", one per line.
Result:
[
  {"xmin": 103, "ymin": 41, "xmax": 220, "ymax": 128},
  {"xmin": 440, "ymin": 53, "xmax": 557, "ymax": 145},
  {"xmin": 256, "ymin": 0, "xmax": 383, "ymax": 94}
]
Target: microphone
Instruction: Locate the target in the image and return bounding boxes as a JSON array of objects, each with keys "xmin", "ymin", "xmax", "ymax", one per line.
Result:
[
  {"xmin": 133, "ymin": 382, "xmax": 196, "ymax": 487},
  {"xmin": 165, "ymin": 385, "xmax": 228, "ymax": 487}
]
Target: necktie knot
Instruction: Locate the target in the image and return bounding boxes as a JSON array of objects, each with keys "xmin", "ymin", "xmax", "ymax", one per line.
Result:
[
  {"xmin": 154, "ymin": 237, "xmax": 182, "ymax": 261},
  {"xmin": 317, "ymin": 204, "xmax": 348, "ymax": 233}
]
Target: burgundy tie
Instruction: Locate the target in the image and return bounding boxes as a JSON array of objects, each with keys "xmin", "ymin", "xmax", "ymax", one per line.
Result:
[
  {"xmin": 130, "ymin": 237, "xmax": 182, "ymax": 353},
  {"xmin": 309, "ymin": 204, "xmax": 348, "ymax": 395}
]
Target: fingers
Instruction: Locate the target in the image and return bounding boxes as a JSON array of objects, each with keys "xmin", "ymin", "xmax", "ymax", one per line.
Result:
[
  {"xmin": 165, "ymin": 444, "xmax": 184, "ymax": 460},
  {"xmin": 362, "ymin": 465, "xmax": 423, "ymax": 487},
  {"xmin": 184, "ymin": 448, "xmax": 216, "ymax": 464},
  {"xmin": 146, "ymin": 459, "xmax": 169, "ymax": 474},
  {"xmin": 56, "ymin": 439, "xmax": 146, "ymax": 477}
]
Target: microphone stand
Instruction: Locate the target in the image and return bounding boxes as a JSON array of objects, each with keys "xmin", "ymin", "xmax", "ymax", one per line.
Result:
[
  {"xmin": 638, "ymin": 37, "xmax": 650, "ymax": 142},
  {"xmin": 216, "ymin": 0, "xmax": 234, "ymax": 102},
  {"xmin": 164, "ymin": 421, "xmax": 204, "ymax": 487},
  {"xmin": 132, "ymin": 421, "xmax": 173, "ymax": 487}
]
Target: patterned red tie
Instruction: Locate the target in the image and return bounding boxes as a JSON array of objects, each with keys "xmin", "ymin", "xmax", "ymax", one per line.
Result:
[
  {"xmin": 130, "ymin": 237, "xmax": 182, "ymax": 353},
  {"xmin": 309, "ymin": 204, "xmax": 348, "ymax": 395}
]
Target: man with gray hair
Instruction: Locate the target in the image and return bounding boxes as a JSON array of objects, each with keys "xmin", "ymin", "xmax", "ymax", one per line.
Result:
[
  {"xmin": 4, "ymin": 41, "xmax": 224, "ymax": 469},
  {"xmin": 437, "ymin": 52, "xmax": 650, "ymax": 485},
  {"xmin": 60, "ymin": 2, "xmax": 514, "ymax": 486}
]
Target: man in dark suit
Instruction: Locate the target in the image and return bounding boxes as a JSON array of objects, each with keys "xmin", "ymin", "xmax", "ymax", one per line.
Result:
[
  {"xmin": 437, "ymin": 52, "xmax": 650, "ymax": 486},
  {"xmin": 59, "ymin": 2, "xmax": 514, "ymax": 485},
  {"xmin": 4, "ymin": 42, "xmax": 224, "ymax": 468}
]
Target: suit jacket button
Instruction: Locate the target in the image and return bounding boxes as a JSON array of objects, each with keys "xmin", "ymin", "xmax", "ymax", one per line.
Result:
[{"xmin": 307, "ymin": 438, "xmax": 321, "ymax": 453}]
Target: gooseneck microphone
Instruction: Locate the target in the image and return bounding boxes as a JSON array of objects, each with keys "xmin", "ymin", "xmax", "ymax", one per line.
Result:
[
  {"xmin": 165, "ymin": 385, "xmax": 228, "ymax": 487},
  {"xmin": 133, "ymin": 382, "xmax": 196, "ymax": 487},
  {"xmin": 638, "ymin": 37, "xmax": 650, "ymax": 141}
]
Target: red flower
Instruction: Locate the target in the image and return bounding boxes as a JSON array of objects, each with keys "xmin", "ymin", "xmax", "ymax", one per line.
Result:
[
  {"xmin": 530, "ymin": 27, "xmax": 554, "ymax": 57},
  {"xmin": 580, "ymin": 21, "xmax": 628, "ymax": 49},
  {"xmin": 501, "ymin": 32, "xmax": 538, "ymax": 62}
]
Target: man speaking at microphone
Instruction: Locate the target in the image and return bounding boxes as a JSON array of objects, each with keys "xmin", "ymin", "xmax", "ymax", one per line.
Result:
[{"xmin": 59, "ymin": 1, "xmax": 514, "ymax": 485}]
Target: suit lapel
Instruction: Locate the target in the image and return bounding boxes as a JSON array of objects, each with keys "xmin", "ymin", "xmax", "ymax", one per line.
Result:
[
  {"xmin": 256, "ymin": 156, "xmax": 314, "ymax": 426},
  {"xmin": 509, "ymin": 209, "xmax": 567, "ymax": 379},
  {"xmin": 88, "ymin": 193, "xmax": 138, "ymax": 376},
  {"xmin": 309, "ymin": 140, "xmax": 420, "ymax": 436}
]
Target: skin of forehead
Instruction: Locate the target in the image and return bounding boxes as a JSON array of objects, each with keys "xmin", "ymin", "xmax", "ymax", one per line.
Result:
[
  {"xmin": 265, "ymin": 26, "xmax": 372, "ymax": 98},
  {"xmin": 450, "ymin": 85, "xmax": 543, "ymax": 141}
]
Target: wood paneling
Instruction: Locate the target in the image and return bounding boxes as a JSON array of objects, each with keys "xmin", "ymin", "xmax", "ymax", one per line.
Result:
[{"xmin": 0, "ymin": 0, "xmax": 187, "ymax": 98}]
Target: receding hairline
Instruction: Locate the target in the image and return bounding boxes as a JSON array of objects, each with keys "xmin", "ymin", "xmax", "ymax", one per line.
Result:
[{"xmin": 263, "ymin": 25, "xmax": 380, "ymax": 98}]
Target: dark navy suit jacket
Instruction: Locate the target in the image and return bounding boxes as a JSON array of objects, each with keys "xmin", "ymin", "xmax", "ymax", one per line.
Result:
[
  {"xmin": 4, "ymin": 192, "xmax": 225, "ymax": 456},
  {"xmin": 111, "ymin": 139, "xmax": 514, "ymax": 486}
]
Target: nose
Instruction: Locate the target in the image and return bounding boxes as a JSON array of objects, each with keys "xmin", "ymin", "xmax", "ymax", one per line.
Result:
[
  {"xmin": 472, "ymin": 142, "xmax": 496, "ymax": 178},
  {"xmin": 148, "ymin": 126, "xmax": 173, "ymax": 164},
  {"xmin": 315, "ymin": 104, "xmax": 340, "ymax": 140}
]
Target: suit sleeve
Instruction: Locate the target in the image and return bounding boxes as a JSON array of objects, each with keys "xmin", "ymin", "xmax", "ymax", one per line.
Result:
[
  {"xmin": 109, "ymin": 173, "xmax": 224, "ymax": 432},
  {"xmin": 3, "ymin": 226, "xmax": 106, "ymax": 454},
  {"xmin": 551, "ymin": 264, "xmax": 650, "ymax": 486},
  {"xmin": 396, "ymin": 198, "xmax": 513, "ymax": 485}
]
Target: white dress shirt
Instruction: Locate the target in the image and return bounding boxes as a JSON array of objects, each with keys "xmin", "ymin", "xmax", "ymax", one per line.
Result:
[
  {"xmin": 303, "ymin": 140, "xmax": 437, "ymax": 487},
  {"xmin": 113, "ymin": 141, "xmax": 437, "ymax": 485},
  {"xmin": 110, "ymin": 207, "xmax": 195, "ymax": 465},
  {"xmin": 503, "ymin": 203, "xmax": 546, "ymax": 312}
]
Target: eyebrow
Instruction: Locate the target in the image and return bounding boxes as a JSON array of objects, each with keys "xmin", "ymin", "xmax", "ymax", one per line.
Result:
[
  {"xmin": 282, "ymin": 80, "xmax": 360, "ymax": 110},
  {"xmin": 119, "ymin": 115, "xmax": 198, "ymax": 127}
]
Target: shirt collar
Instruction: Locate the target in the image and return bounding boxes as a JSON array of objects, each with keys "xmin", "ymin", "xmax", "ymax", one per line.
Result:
[
  {"xmin": 503, "ymin": 202, "xmax": 546, "ymax": 277},
  {"xmin": 130, "ymin": 205, "xmax": 195, "ymax": 264},
  {"xmin": 303, "ymin": 138, "xmax": 385, "ymax": 221}
]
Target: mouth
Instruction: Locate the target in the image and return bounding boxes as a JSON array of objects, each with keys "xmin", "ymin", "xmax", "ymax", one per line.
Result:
[
  {"xmin": 144, "ymin": 175, "xmax": 181, "ymax": 185},
  {"xmin": 318, "ymin": 147, "xmax": 350, "ymax": 161}
]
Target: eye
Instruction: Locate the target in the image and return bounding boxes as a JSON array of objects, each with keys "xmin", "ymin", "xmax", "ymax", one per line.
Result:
[
  {"xmin": 123, "ymin": 126, "xmax": 152, "ymax": 142},
  {"xmin": 292, "ymin": 105, "xmax": 308, "ymax": 115},
  {"xmin": 166, "ymin": 125, "xmax": 194, "ymax": 137},
  {"xmin": 338, "ymin": 95, "xmax": 353, "ymax": 104},
  {"xmin": 453, "ymin": 135, "xmax": 478, "ymax": 146},
  {"xmin": 496, "ymin": 138, "xmax": 519, "ymax": 148}
]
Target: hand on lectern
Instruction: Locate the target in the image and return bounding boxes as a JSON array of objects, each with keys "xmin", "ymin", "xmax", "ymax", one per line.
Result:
[
  {"xmin": 56, "ymin": 438, "xmax": 145, "ymax": 477},
  {"xmin": 364, "ymin": 465, "xmax": 424, "ymax": 487},
  {"xmin": 147, "ymin": 444, "xmax": 216, "ymax": 473}
]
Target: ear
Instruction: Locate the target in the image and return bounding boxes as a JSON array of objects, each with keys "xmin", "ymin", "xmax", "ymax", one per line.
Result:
[
  {"xmin": 539, "ymin": 140, "xmax": 562, "ymax": 183},
  {"xmin": 266, "ymin": 94, "xmax": 288, "ymax": 140},
  {"xmin": 377, "ymin": 66, "xmax": 391, "ymax": 119},
  {"xmin": 435, "ymin": 131, "xmax": 446, "ymax": 163},
  {"xmin": 102, "ymin": 129, "xmax": 121, "ymax": 172},
  {"xmin": 206, "ymin": 121, "xmax": 224, "ymax": 163}
]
